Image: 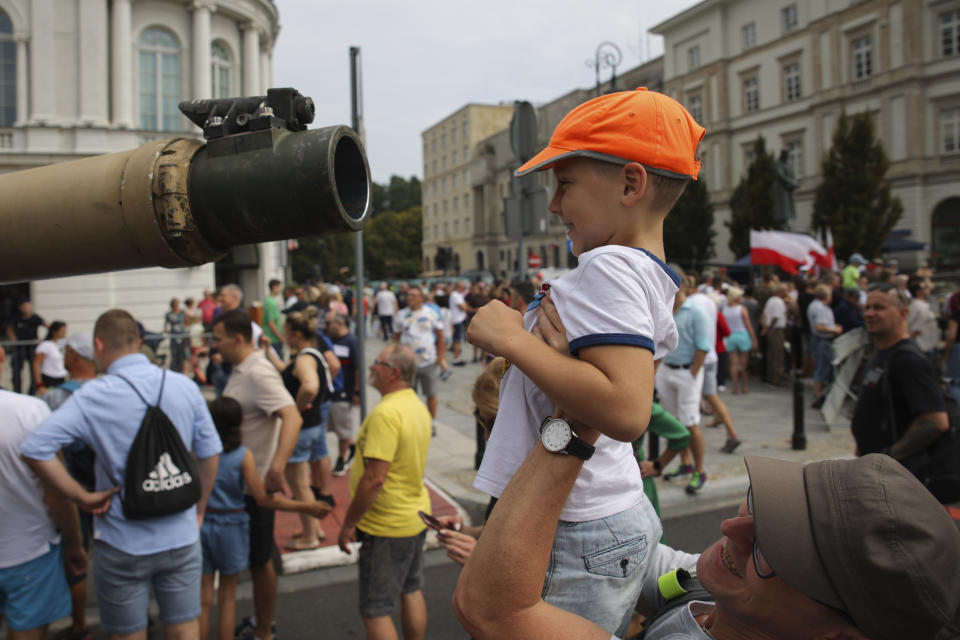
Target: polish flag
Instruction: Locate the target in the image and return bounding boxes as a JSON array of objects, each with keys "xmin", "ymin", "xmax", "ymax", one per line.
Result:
[{"xmin": 749, "ymin": 230, "xmax": 830, "ymax": 275}]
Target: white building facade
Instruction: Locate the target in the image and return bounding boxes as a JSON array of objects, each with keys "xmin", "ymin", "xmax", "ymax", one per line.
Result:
[
  {"xmin": 652, "ymin": 0, "xmax": 960, "ymax": 270},
  {"xmin": 0, "ymin": 0, "xmax": 282, "ymax": 331}
]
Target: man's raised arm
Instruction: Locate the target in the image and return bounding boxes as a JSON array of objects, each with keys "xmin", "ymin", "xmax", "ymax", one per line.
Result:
[{"xmin": 453, "ymin": 425, "xmax": 609, "ymax": 640}]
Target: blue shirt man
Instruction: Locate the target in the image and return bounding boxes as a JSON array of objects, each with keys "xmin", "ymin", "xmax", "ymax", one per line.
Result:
[{"xmin": 21, "ymin": 309, "xmax": 221, "ymax": 638}]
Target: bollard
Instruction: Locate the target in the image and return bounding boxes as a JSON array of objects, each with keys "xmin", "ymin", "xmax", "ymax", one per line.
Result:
[{"xmin": 792, "ymin": 369, "xmax": 806, "ymax": 450}]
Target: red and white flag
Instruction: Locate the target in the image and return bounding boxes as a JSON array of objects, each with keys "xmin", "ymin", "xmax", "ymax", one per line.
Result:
[{"xmin": 749, "ymin": 230, "xmax": 830, "ymax": 275}]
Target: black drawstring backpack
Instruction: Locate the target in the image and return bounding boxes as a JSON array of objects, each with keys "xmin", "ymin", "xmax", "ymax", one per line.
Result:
[{"xmin": 116, "ymin": 371, "xmax": 201, "ymax": 519}]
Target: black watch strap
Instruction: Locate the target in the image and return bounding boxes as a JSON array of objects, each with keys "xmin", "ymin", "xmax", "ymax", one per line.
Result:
[{"xmin": 565, "ymin": 435, "xmax": 595, "ymax": 461}]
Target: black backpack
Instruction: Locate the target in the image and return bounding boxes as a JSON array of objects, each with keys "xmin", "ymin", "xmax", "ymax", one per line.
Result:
[{"xmin": 116, "ymin": 371, "xmax": 201, "ymax": 519}]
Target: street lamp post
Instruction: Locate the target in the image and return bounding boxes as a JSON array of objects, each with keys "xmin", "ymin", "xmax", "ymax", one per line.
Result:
[{"xmin": 586, "ymin": 42, "xmax": 623, "ymax": 97}]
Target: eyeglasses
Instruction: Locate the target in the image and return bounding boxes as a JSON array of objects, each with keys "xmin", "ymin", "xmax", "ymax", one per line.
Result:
[
  {"xmin": 371, "ymin": 359, "xmax": 396, "ymax": 370},
  {"xmin": 747, "ymin": 486, "xmax": 776, "ymax": 579}
]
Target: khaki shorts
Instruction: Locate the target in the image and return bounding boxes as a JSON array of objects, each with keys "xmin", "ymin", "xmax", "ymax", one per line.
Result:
[{"xmin": 328, "ymin": 400, "xmax": 357, "ymax": 441}]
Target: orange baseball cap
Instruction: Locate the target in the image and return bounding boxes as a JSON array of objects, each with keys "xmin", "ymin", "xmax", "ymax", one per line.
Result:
[{"xmin": 515, "ymin": 87, "xmax": 706, "ymax": 180}]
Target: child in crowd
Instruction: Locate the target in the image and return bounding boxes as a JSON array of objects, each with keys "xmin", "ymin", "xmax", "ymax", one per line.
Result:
[
  {"xmin": 467, "ymin": 88, "xmax": 704, "ymax": 637},
  {"xmin": 200, "ymin": 397, "xmax": 332, "ymax": 640}
]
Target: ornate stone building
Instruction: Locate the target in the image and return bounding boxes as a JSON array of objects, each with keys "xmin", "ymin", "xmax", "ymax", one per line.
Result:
[
  {"xmin": 652, "ymin": 0, "xmax": 960, "ymax": 269},
  {"xmin": 0, "ymin": 0, "xmax": 282, "ymax": 331}
]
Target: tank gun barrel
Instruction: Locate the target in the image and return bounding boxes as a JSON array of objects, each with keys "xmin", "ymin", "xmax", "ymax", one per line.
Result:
[{"xmin": 0, "ymin": 88, "xmax": 370, "ymax": 284}]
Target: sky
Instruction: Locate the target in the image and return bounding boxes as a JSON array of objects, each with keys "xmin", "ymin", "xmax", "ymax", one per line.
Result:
[{"xmin": 272, "ymin": 0, "xmax": 701, "ymax": 184}]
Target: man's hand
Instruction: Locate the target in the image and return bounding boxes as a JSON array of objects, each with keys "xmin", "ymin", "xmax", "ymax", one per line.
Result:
[
  {"xmin": 639, "ymin": 460, "xmax": 660, "ymax": 478},
  {"xmin": 438, "ymin": 529, "xmax": 477, "ymax": 566},
  {"xmin": 338, "ymin": 524, "xmax": 356, "ymax": 554},
  {"xmin": 64, "ymin": 543, "xmax": 87, "ymax": 577},
  {"xmin": 309, "ymin": 501, "xmax": 332, "ymax": 519},
  {"xmin": 467, "ymin": 300, "xmax": 524, "ymax": 357},
  {"xmin": 77, "ymin": 486, "xmax": 120, "ymax": 515},
  {"xmin": 264, "ymin": 467, "xmax": 286, "ymax": 494}
]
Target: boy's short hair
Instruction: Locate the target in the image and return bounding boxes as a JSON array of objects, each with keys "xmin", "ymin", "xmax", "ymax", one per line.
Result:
[
  {"xmin": 516, "ymin": 88, "xmax": 705, "ymax": 182},
  {"xmin": 214, "ymin": 309, "xmax": 253, "ymax": 343}
]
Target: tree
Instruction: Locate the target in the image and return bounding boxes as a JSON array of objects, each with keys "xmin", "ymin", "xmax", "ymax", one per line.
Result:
[
  {"xmin": 372, "ymin": 175, "xmax": 422, "ymax": 216},
  {"xmin": 664, "ymin": 176, "xmax": 715, "ymax": 272},
  {"xmin": 726, "ymin": 136, "xmax": 778, "ymax": 258},
  {"xmin": 363, "ymin": 206, "xmax": 423, "ymax": 279},
  {"xmin": 812, "ymin": 111, "xmax": 902, "ymax": 259}
]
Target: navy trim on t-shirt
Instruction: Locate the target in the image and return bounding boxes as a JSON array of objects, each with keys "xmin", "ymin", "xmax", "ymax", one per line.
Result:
[
  {"xmin": 569, "ymin": 333, "xmax": 655, "ymax": 356},
  {"xmin": 635, "ymin": 247, "xmax": 682, "ymax": 288}
]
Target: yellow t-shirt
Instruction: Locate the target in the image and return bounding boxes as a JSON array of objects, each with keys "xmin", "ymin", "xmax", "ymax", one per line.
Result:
[{"xmin": 350, "ymin": 388, "xmax": 432, "ymax": 537}]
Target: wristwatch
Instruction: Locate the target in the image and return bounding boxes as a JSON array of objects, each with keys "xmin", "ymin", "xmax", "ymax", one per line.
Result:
[{"xmin": 539, "ymin": 417, "xmax": 595, "ymax": 461}]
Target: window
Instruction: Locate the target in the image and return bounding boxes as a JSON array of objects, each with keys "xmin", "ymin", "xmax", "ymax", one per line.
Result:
[
  {"xmin": 433, "ymin": 203, "xmax": 438, "ymax": 217},
  {"xmin": 932, "ymin": 198, "xmax": 960, "ymax": 270},
  {"xmin": 783, "ymin": 62, "xmax": 801, "ymax": 102},
  {"xmin": 432, "ymin": 160, "xmax": 437, "ymax": 174},
  {"xmin": 782, "ymin": 4, "xmax": 798, "ymax": 33},
  {"xmin": 743, "ymin": 143, "xmax": 757, "ymax": 168},
  {"xmin": 210, "ymin": 41, "xmax": 232, "ymax": 98},
  {"xmin": 442, "ymin": 177, "xmax": 447, "ymax": 192},
  {"xmin": 742, "ymin": 22, "xmax": 756, "ymax": 50},
  {"xmin": 442, "ymin": 155, "xmax": 447, "ymax": 169},
  {"xmin": 464, "ymin": 192, "xmax": 471, "ymax": 210},
  {"xmin": 743, "ymin": 76, "xmax": 759, "ymax": 113},
  {"xmin": 464, "ymin": 169, "xmax": 470, "ymax": 185},
  {"xmin": 463, "ymin": 121, "xmax": 469, "ymax": 138},
  {"xmin": 453, "ymin": 196, "xmax": 459, "ymax": 211},
  {"xmin": 139, "ymin": 27, "xmax": 181, "ymax": 131},
  {"xmin": 852, "ymin": 35, "xmax": 872, "ymax": 80},
  {"xmin": 784, "ymin": 139, "xmax": 804, "ymax": 178},
  {"xmin": 433, "ymin": 224, "xmax": 438, "ymax": 238},
  {"xmin": 687, "ymin": 46, "xmax": 701, "ymax": 71},
  {"xmin": 443, "ymin": 221, "xmax": 449, "ymax": 237},
  {"xmin": 453, "ymin": 150, "xmax": 458, "ymax": 165},
  {"xmin": 454, "ymin": 219, "xmax": 460, "ymax": 235},
  {"xmin": 443, "ymin": 199, "xmax": 448, "ymax": 213},
  {"xmin": 688, "ymin": 94, "xmax": 703, "ymax": 124},
  {"xmin": 465, "ymin": 216, "xmax": 471, "ymax": 231},
  {"xmin": 452, "ymin": 174, "xmax": 458, "ymax": 188},
  {"xmin": 0, "ymin": 10, "xmax": 15, "ymax": 126},
  {"xmin": 432, "ymin": 138, "xmax": 437, "ymax": 153},
  {"xmin": 441, "ymin": 133, "xmax": 446, "ymax": 148},
  {"xmin": 942, "ymin": 107, "xmax": 960, "ymax": 153},
  {"xmin": 942, "ymin": 10, "xmax": 960, "ymax": 57},
  {"xmin": 451, "ymin": 128, "xmax": 457, "ymax": 144}
]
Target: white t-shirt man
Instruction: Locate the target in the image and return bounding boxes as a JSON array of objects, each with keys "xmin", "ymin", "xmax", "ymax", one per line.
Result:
[
  {"xmin": 449, "ymin": 288, "xmax": 467, "ymax": 325},
  {"xmin": 0, "ymin": 391, "xmax": 61, "ymax": 567},
  {"xmin": 761, "ymin": 295, "xmax": 787, "ymax": 330},
  {"xmin": 807, "ymin": 299, "xmax": 836, "ymax": 338},
  {"xmin": 375, "ymin": 289, "xmax": 398, "ymax": 316},
  {"xmin": 395, "ymin": 305, "xmax": 443, "ymax": 368},
  {"xmin": 474, "ymin": 245, "xmax": 680, "ymax": 522}
]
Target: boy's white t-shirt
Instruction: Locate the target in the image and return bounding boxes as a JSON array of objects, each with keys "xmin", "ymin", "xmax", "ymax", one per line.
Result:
[{"xmin": 473, "ymin": 245, "xmax": 681, "ymax": 522}]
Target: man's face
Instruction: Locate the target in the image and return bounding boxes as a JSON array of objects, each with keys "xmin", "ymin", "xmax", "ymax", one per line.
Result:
[
  {"xmin": 219, "ymin": 289, "xmax": 240, "ymax": 311},
  {"xmin": 697, "ymin": 495, "xmax": 844, "ymax": 635},
  {"xmin": 19, "ymin": 301, "xmax": 31, "ymax": 317},
  {"xmin": 407, "ymin": 289, "xmax": 424, "ymax": 310},
  {"xmin": 863, "ymin": 290, "xmax": 907, "ymax": 339},
  {"xmin": 368, "ymin": 348, "xmax": 397, "ymax": 393},
  {"xmin": 324, "ymin": 312, "xmax": 343, "ymax": 337},
  {"xmin": 548, "ymin": 159, "xmax": 622, "ymax": 256},
  {"xmin": 212, "ymin": 322, "xmax": 242, "ymax": 364}
]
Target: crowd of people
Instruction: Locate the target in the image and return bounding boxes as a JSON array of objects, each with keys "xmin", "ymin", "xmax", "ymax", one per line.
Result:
[{"xmin": 2, "ymin": 86, "xmax": 960, "ymax": 640}]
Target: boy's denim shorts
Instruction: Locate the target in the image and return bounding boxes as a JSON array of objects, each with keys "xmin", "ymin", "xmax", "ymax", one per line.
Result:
[
  {"xmin": 0, "ymin": 544, "xmax": 71, "ymax": 631},
  {"xmin": 201, "ymin": 515, "xmax": 250, "ymax": 575},
  {"xmin": 93, "ymin": 539, "xmax": 202, "ymax": 635},
  {"xmin": 357, "ymin": 529, "xmax": 426, "ymax": 618},
  {"xmin": 541, "ymin": 500, "xmax": 661, "ymax": 639}
]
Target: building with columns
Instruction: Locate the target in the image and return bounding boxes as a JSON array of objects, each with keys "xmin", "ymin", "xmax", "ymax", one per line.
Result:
[
  {"xmin": 0, "ymin": 0, "xmax": 283, "ymax": 332},
  {"xmin": 652, "ymin": 0, "xmax": 960, "ymax": 270}
]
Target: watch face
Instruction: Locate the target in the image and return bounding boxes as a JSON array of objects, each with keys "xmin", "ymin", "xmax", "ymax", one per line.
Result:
[{"xmin": 541, "ymin": 418, "xmax": 572, "ymax": 453}]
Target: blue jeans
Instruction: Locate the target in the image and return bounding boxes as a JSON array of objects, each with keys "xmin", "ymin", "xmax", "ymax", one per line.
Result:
[
  {"xmin": 811, "ymin": 335, "xmax": 835, "ymax": 384},
  {"xmin": 541, "ymin": 500, "xmax": 661, "ymax": 638}
]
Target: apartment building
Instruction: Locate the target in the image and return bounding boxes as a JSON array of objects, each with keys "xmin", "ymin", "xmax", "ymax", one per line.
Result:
[
  {"xmin": 421, "ymin": 104, "xmax": 514, "ymax": 274},
  {"xmin": 652, "ymin": 0, "xmax": 960, "ymax": 269}
]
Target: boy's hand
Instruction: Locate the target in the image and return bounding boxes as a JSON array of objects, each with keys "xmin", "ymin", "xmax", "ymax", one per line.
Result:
[
  {"xmin": 534, "ymin": 293, "xmax": 568, "ymax": 355},
  {"xmin": 467, "ymin": 300, "xmax": 523, "ymax": 357},
  {"xmin": 309, "ymin": 502, "xmax": 332, "ymax": 519}
]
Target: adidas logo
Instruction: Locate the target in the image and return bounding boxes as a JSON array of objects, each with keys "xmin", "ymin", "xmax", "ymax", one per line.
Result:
[{"xmin": 142, "ymin": 452, "xmax": 193, "ymax": 492}]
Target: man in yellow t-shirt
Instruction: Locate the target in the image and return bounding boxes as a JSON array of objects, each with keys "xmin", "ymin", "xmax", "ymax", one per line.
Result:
[{"xmin": 338, "ymin": 344, "xmax": 432, "ymax": 640}]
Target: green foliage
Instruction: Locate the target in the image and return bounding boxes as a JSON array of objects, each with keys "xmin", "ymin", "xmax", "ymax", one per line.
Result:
[
  {"xmin": 372, "ymin": 175, "xmax": 422, "ymax": 216},
  {"xmin": 727, "ymin": 136, "xmax": 778, "ymax": 257},
  {"xmin": 363, "ymin": 206, "xmax": 423, "ymax": 279},
  {"xmin": 291, "ymin": 175, "xmax": 424, "ymax": 281},
  {"xmin": 811, "ymin": 111, "xmax": 902, "ymax": 259},
  {"xmin": 664, "ymin": 177, "xmax": 716, "ymax": 272}
]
